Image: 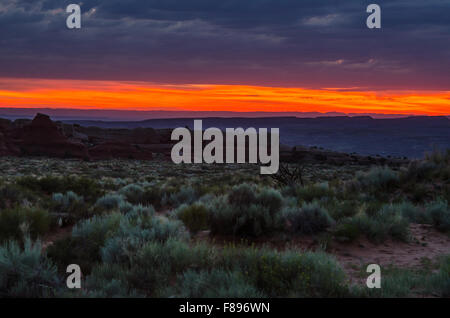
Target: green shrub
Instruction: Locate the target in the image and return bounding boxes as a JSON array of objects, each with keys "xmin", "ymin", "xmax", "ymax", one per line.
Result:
[
  {"xmin": 64, "ymin": 177, "xmax": 103, "ymax": 202},
  {"xmin": 427, "ymin": 200, "xmax": 450, "ymax": 232},
  {"xmin": 52, "ymin": 191, "xmax": 83, "ymax": 208},
  {"xmin": 0, "ymin": 184, "xmax": 33, "ymax": 209},
  {"xmin": 16, "ymin": 176, "xmax": 102, "ymax": 201},
  {"xmin": 129, "ymin": 204, "xmax": 155, "ymax": 217},
  {"xmin": 94, "ymin": 194, "xmax": 125, "ymax": 211},
  {"xmin": 354, "ymin": 267, "xmax": 423, "ymax": 298},
  {"xmin": 208, "ymin": 184, "xmax": 285, "ymax": 237},
  {"xmin": 73, "ymin": 213, "xmax": 123, "ymax": 240},
  {"xmin": 100, "ymin": 215, "xmax": 188, "ymax": 265},
  {"xmin": 395, "ymin": 202, "xmax": 431, "ymax": 224},
  {"xmin": 134, "ymin": 239, "xmax": 212, "ymax": 273},
  {"xmin": 350, "ymin": 205, "xmax": 410, "ymax": 243},
  {"xmin": 56, "ymin": 236, "xmax": 350, "ymax": 297},
  {"xmin": 403, "ymin": 161, "xmax": 437, "ymax": 182},
  {"xmin": 118, "ymin": 200, "xmax": 133, "ymax": 214},
  {"xmin": 257, "ymin": 188, "xmax": 284, "ymax": 215},
  {"xmin": 227, "ymin": 183, "xmax": 257, "ymax": 206},
  {"xmin": 143, "ymin": 215, "xmax": 188, "ymax": 242},
  {"xmin": 50, "ymin": 206, "xmax": 157, "ymax": 275},
  {"xmin": 409, "ymin": 184, "xmax": 430, "ymax": 203},
  {"xmin": 352, "ymin": 255, "xmax": 450, "ymax": 298},
  {"xmin": 138, "ymin": 187, "xmax": 163, "ymax": 209},
  {"xmin": 117, "ymin": 202, "xmax": 155, "ymax": 216},
  {"xmin": 123, "ymin": 240, "xmax": 212, "ymax": 296},
  {"xmin": 162, "ymin": 187, "xmax": 198, "ymax": 208},
  {"xmin": 416, "ymin": 255, "xmax": 450, "ymax": 297},
  {"xmin": 82, "ymin": 264, "xmax": 141, "ymax": 297},
  {"xmin": 52, "ymin": 191, "xmax": 87, "ymax": 224},
  {"xmin": 166, "ymin": 269, "xmax": 264, "ymax": 298},
  {"xmin": 208, "ymin": 196, "xmax": 284, "ymax": 237},
  {"xmin": 48, "ymin": 213, "xmax": 123, "ymax": 274},
  {"xmin": 47, "ymin": 236, "xmax": 99, "ymax": 275},
  {"xmin": 119, "ymin": 184, "xmax": 144, "ymax": 204},
  {"xmin": 363, "ymin": 201, "xmax": 384, "ymax": 217},
  {"xmin": 175, "ymin": 203, "xmax": 210, "ymax": 233},
  {"xmin": 17, "ymin": 176, "xmax": 63, "ymax": 194},
  {"xmin": 296, "ymin": 182, "xmax": 333, "ymax": 203},
  {"xmin": 0, "ymin": 239, "xmax": 60, "ymax": 297},
  {"xmin": 285, "ymin": 202, "xmax": 334, "ymax": 235},
  {"xmin": 130, "ymin": 241, "xmax": 348, "ymax": 297},
  {"xmin": 0, "ymin": 206, "xmax": 51, "ymax": 243},
  {"xmin": 220, "ymin": 247, "xmax": 348, "ymax": 297},
  {"xmin": 436, "ymin": 255, "xmax": 450, "ymax": 297},
  {"xmin": 333, "ymin": 223, "xmax": 361, "ymax": 243},
  {"xmin": 327, "ymin": 200, "xmax": 360, "ymax": 220},
  {"xmin": 356, "ymin": 166, "xmax": 399, "ymax": 190},
  {"xmin": 425, "ymin": 148, "xmax": 450, "ymax": 166}
]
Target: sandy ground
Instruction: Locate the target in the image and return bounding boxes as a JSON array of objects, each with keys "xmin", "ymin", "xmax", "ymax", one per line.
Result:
[{"xmin": 331, "ymin": 224, "xmax": 450, "ymax": 283}]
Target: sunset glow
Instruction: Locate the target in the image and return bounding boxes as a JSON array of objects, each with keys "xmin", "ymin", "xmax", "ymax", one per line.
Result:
[{"xmin": 0, "ymin": 78, "xmax": 449, "ymax": 116}]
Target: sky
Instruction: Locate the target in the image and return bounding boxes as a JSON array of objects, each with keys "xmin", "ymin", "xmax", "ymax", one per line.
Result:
[{"xmin": 0, "ymin": 0, "xmax": 449, "ymax": 116}]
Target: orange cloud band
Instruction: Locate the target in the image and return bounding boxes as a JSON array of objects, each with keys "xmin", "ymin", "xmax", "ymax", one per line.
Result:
[{"xmin": 0, "ymin": 78, "xmax": 449, "ymax": 116}]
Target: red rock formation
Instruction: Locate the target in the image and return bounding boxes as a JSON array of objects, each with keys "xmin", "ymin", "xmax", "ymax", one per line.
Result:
[
  {"xmin": 0, "ymin": 114, "xmax": 159, "ymax": 160},
  {"xmin": 13, "ymin": 113, "xmax": 88, "ymax": 158}
]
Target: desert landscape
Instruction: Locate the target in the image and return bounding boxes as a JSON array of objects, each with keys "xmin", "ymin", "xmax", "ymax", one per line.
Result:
[
  {"xmin": 1, "ymin": 0, "xmax": 449, "ymax": 303},
  {"xmin": 0, "ymin": 113, "xmax": 449, "ymax": 297}
]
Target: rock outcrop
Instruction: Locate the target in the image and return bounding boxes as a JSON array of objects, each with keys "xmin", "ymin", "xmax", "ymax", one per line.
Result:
[
  {"xmin": 11, "ymin": 113, "xmax": 88, "ymax": 159},
  {"xmin": 0, "ymin": 113, "xmax": 162, "ymax": 160}
]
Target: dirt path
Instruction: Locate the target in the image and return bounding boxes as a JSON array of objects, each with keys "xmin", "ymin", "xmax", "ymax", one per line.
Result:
[{"xmin": 331, "ymin": 224, "xmax": 450, "ymax": 283}]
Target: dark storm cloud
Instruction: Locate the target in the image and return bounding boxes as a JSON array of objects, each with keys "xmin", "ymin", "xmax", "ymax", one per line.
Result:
[{"xmin": 0, "ymin": 0, "xmax": 449, "ymax": 89}]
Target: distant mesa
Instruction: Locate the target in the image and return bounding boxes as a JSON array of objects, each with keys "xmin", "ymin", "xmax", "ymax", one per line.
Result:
[
  {"xmin": 0, "ymin": 113, "xmax": 412, "ymax": 166},
  {"xmin": 1, "ymin": 108, "xmax": 447, "ymax": 121}
]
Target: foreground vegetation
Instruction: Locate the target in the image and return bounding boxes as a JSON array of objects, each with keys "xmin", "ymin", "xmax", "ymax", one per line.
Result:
[{"xmin": 0, "ymin": 149, "xmax": 449, "ymax": 297}]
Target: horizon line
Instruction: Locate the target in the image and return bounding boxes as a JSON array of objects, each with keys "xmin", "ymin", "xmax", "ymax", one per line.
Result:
[{"xmin": 0, "ymin": 107, "xmax": 449, "ymax": 122}]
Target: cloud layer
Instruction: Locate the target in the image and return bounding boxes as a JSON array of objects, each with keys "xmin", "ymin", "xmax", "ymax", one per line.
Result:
[{"xmin": 0, "ymin": 0, "xmax": 449, "ymax": 90}]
